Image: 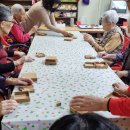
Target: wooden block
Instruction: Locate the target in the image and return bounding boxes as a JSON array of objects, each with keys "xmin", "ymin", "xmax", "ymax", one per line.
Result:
[
  {"xmin": 37, "ymin": 31, "xmax": 47, "ymax": 36},
  {"xmin": 72, "ymin": 36, "xmax": 77, "ymax": 39},
  {"xmin": 64, "ymin": 37, "xmax": 73, "ymax": 41},
  {"xmin": 70, "ymin": 107, "xmax": 88, "ymax": 114},
  {"xmin": 45, "ymin": 56, "xmax": 57, "ymax": 65},
  {"xmin": 84, "ymin": 62, "xmax": 95, "ymax": 68},
  {"xmin": 95, "ymin": 62, "xmax": 108, "ymax": 69},
  {"xmin": 14, "ymin": 91, "xmax": 30, "ymax": 103},
  {"xmin": 68, "ymin": 33, "xmax": 74, "ymax": 37},
  {"xmin": 45, "ymin": 61, "xmax": 57, "ymax": 65},
  {"xmin": 21, "ymin": 73, "xmax": 37, "ymax": 81},
  {"xmin": 19, "ymin": 85, "xmax": 34, "ymax": 93},
  {"xmin": 84, "ymin": 55, "xmax": 96, "ymax": 59},
  {"xmin": 56, "ymin": 101, "xmax": 61, "ymax": 107},
  {"xmin": 35, "ymin": 52, "xmax": 45, "ymax": 58}
]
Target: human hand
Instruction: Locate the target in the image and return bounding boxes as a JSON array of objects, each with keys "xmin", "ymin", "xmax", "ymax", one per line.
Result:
[
  {"xmin": 0, "ymin": 100, "xmax": 17, "ymax": 116},
  {"xmin": 5, "ymin": 77, "xmax": 33, "ymax": 86},
  {"xmin": 62, "ymin": 31, "xmax": 74, "ymax": 37},
  {"xmin": 14, "ymin": 51, "xmax": 25, "ymax": 57},
  {"xmin": 29, "ymin": 25, "xmax": 38, "ymax": 35},
  {"xmin": 113, "ymin": 82, "xmax": 130, "ymax": 96},
  {"xmin": 84, "ymin": 33, "xmax": 95, "ymax": 45},
  {"xmin": 70, "ymin": 96, "xmax": 108, "ymax": 112},
  {"xmin": 97, "ymin": 51, "xmax": 108, "ymax": 58},
  {"xmin": 97, "ymin": 51, "xmax": 116, "ymax": 60},
  {"xmin": 116, "ymin": 71, "xmax": 128, "ymax": 78},
  {"xmin": 14, "ymin": 56, "xmax": 35, "ymax": 66}
]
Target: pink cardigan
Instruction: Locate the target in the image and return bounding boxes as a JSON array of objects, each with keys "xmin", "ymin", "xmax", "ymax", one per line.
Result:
[{"xmin": 4, "ymin": 23, "xmax": 30, "ymax": 45}]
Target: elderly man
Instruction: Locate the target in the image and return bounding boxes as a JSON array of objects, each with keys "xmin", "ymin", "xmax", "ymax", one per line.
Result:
[
  {"xmin": 70, "ymin": 1, "xmax": 130, "ymax": 117},
  {"xmin": 0, "ymin": 4, "xmax": 33, "ymax": 116},
  {"xmin": 84, "ymin": 10, "xmax": 124, "ymax": 54}
]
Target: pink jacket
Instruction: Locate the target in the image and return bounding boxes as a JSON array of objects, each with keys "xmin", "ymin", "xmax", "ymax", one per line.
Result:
[{"xmin": 4, "ymin": 23, "xmax": 30, "ymax": 45}]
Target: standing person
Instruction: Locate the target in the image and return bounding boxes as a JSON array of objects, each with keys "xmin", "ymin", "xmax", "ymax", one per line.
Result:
[{"xmin": 21, "ymin": 0, "xmax": 73, "ymax": 37}]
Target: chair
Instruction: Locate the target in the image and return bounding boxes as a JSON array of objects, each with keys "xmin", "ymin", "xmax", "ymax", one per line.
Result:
[{"xmin": 1, "ymin": 36, "xmax": 29, "ymax": 54}]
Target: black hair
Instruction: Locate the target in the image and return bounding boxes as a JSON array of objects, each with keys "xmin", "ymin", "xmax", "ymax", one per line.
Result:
[
  {"xmin": 0, "ymin": 4, "xmax": 11, "ymax": 21},
  {"xmin": 42, "ymin": 0, "xmax": 61, "ymax": 12},
  {"xmin": 49, "ymin": 113, "xmax": 121, "ymax": 130}
]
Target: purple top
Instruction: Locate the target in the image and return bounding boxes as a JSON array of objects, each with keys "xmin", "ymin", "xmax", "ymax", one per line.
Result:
[{"xmin": 0, "ymin": 76, "xmax": 6, "ymax": 89}]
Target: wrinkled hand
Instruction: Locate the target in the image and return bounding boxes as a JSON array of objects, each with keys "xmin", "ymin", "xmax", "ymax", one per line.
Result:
[
  {"xmin": 14, "ymin": 56, "xmax": 35, "ymax": 66},
  {"xmin": 0, "ymin": 100, "xmax": 17, "ymax": 116},
  {"xmin": 84, "ymin": 33, "xmax": 95, "ymax": 45},
  {"xmin": 97, "ymin": 51, "xmax": 116, "ymax": 60},
  {"xmin": 70, "ymin": 96, "xmax": 108, "ymax": 112},
  {"xmin": 14, "ymin": 51, "xmax": 25, "ymax": 58},
  {"xmin": 116, "ymin": 71, "xmax": 128, "ymax": 78},
  {"xmin": 113, "ymin": 82, "xmax": 130, "ymax": 96},
  {"xmin": 5, "ymin": 77, "xmax": 33, "ymax": 86},
  {"xmin": 29, "ymin": 25, "xmax": 38, "ymax": 35},
  {"xmin": 97, "ymin": 51, "xmax": 108, "ymax": 58},
  {"xmin": 24, "ymin": 56, "xmax": 35, "ymax": 62},
  {"xmin": 62, "ymin": 31, "xmax": 74, "ymax": 37}
]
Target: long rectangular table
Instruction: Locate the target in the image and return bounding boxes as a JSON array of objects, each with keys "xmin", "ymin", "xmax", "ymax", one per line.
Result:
[{"xmin": 2, "ymin": 31, "xmax": 130, "ymax": 130}]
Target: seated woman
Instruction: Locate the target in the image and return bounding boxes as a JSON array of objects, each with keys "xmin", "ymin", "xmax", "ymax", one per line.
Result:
[
  {"xmin": 3, "ymin": 4, "xmax": 38, "ymax": 45},
  {"xmin": 84, "ymin": 10, "xmax": 124, "ymax": 54},
  {"xmin": 0, "ymin": 3, "xmax": 33, "ymax": 119},
  {"xmin": 21, "ymin": 0, "xmax": 73, "ymax": 37},
  {"xmin": 0, "ymin": 4, "xmax": 34, "ymax": 76},
  {"xmin": 70, "ymin": 82, "xmax": 130, "ymax": 117},
  {"xmin": 49, "ymin": 113, "xmax": 120, "ymax": 130},
  {"xmin": 98, "ymin": 44, "xmax": 130, "ymax": 85}
]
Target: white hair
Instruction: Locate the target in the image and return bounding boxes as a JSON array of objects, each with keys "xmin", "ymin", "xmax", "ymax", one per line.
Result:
[
  {"xmin": 11, "ymin": 4, "xmax": 25, "ymax": 15},
  {"xmin": 102, "ymin": 10, "xmax": 119, "ymax": 24}
]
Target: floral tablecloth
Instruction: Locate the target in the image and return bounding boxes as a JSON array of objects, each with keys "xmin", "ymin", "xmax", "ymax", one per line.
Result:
[{"xmin": 2, "ymin": 31, "xmax": 129, "ymax": 130}]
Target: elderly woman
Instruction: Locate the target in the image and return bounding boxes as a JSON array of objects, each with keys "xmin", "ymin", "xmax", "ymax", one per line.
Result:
[
  {"xmin": 0, "ymin": 4, "xmax": 33, "ymax": 117},
  {"xmin": 21, "ymin": 0, "xmax": 73, "ymax": 37},
  {"xmin": 84, "ymin": 10, "xmax": 124, "ymax": 54},
  {"xmin": 4, "ymin": 4, "xmax": 37, "ymax": 45}
]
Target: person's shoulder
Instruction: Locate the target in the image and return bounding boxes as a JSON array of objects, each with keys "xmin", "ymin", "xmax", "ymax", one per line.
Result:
[{"xmin": 31, "ymin": 1, "xmax": 42, "ymax": 9}]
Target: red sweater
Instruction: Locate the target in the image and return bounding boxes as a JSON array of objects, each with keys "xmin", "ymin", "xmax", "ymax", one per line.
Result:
[
  {"xmin": 4, "ymin": 23, "xmax": 30, "ymax": 45},
  {"xmin": 109, "ymin": 87, "xmax": 130, "ymax": 117}
]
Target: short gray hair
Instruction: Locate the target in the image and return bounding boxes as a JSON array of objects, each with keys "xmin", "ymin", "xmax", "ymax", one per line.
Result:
[
  {"xmin": 11, "ymin": 4, "xmax": 25, "ymax": 15},
  {"xmin": 0, "ymin": 4, "xmax": 11, "ymax": 21},
  {"xmin": 102, "ymin": 10, "xmax": 119, "ymax": 24}
]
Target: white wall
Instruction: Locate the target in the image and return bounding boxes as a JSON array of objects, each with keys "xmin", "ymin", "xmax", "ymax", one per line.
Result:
[{"xmin": 78, "ymin": 0, "xmax": 112, "ymax": 24}]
